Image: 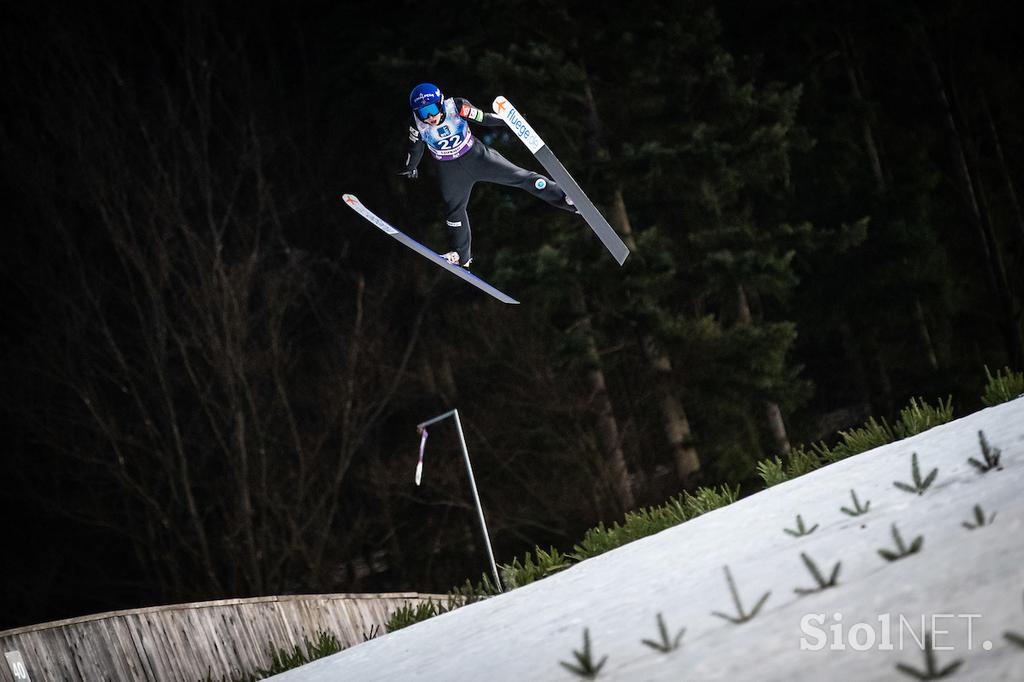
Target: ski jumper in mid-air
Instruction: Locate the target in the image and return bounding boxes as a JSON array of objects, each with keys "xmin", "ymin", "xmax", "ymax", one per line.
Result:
[{"xmin": 398, "ymin": 83, "xmax": 577, "ymax": 268}]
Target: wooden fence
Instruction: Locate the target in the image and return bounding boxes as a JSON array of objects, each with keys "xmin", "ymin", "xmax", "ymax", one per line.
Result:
[{"xmin": 0, "ymin": 592, "xmax": 443, "ymax": 682}]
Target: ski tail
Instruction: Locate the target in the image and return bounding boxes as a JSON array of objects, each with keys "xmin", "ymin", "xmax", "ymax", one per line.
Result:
[{"xmin": 342, "ymin": 194, "xmax": 520, "ymax": 304}]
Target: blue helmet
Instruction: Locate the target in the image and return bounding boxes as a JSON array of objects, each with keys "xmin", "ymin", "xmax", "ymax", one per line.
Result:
[{"xmin": 409, "ymin": 83, "xmax": 444, "ymax": 121}]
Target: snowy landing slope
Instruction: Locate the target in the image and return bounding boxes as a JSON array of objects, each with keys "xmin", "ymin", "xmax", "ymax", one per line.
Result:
[{"xmin": 273, "ymin": 398, "xmax": 1024, "ymax": 681}]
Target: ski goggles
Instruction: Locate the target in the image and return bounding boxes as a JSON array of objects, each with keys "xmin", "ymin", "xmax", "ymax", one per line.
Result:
[{"xmin": 414, "ymin": 101, "xmax": 443, "ymax": 121}]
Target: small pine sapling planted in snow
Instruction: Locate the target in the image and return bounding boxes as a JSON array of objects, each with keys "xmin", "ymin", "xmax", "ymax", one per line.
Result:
[
  {"xmin": 878, "ymin": 524, "xmax": 924, "ymax": 562},
  {"xmin": 783, "ymin": 514, "xmax": 819, "ymax": 537},
  {"xmin": 961, "ymin": 504, "xmax": 996, "ymax": 530},
  {"xmin": 893, "ymin": 453, "xmax": 938, "ymax": 495},
  {"xmin": 711, "ymin": 565, "xmax": 771, "ymax": 624},
  {"xmin": 793, "ymin": 552, "xmax": 842, "ymax": 595},
  {"xmin": 967, "ymin": 431, "xmax": 1002, "ymax": 473},
  {"xmin": 1004, "ymin": 591, "xmax": 1024, "ymax": 649},
  {"xmin": 793, "ymin": 552, "xmax": 841, "ymax": 595},
  {"xmin": 840, "ymin": 489, "xmax": 871, "ymax": 516},
  {"xmin": 895, "ymin": 631, "xmax": 963, "ymax": 679},
  {"xmin": 641, "ymin": 612, "xmax": 685, "ymax": 653},
  {"xmin": 559, "ymin": 628, "xmax": 607, "ymax": 679}
]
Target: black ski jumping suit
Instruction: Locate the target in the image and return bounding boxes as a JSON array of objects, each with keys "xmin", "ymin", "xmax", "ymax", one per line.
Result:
[{"xmin": 402, "ymin": 97, "xmax": 575, "ymax": 264}]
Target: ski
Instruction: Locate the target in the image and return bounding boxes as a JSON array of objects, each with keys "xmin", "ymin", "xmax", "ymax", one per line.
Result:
[
  {"xmin": 342, "ymin": 194, "xmax": 520, "ymax": 305},
  {"xmin": 492, "ymin": 96, "xmax": 630, "ymax": 266}
]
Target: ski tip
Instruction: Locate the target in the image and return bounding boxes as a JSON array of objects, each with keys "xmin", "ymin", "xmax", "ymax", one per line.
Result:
[
  {"xmin": 342, "ymin": 193, "xmax": 359, "ymax": 206},
  {"xmin": 492, "ymin": 95, "xmax": 510, "ymax": 115}
]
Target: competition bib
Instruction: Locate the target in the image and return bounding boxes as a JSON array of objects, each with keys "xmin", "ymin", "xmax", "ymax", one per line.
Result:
[{"xmin": 413, "ymin": 98, "xmax": 475, "ymax": 160}]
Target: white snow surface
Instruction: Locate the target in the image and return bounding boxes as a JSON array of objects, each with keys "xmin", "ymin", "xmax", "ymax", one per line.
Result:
[{"xmin": 273, "ymin": 398, "xmax": 1024, "ymax": 681}]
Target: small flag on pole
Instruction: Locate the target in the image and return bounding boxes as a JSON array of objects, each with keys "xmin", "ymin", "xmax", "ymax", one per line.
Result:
[{"xmin": 415, "ymin": 428, "xmax": 428, "ymax": 486}]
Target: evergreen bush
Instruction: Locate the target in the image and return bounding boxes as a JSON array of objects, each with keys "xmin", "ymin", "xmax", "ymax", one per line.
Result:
[
  {"xmin": 756, "ymin": 395, "xmax": 955, "ymax": 487},
  {"xmin": 981, "ymin": 366, "xmax": 1024, "ymax": 406},
  {"xmin": 790, "ymin": 444, "xmax": 832, "ymax": 473},
  {"xmin": 684, "ymin": 484, "xmax": 740, "ymax": 516},
  {"xmin": 892, "ymin": 396, "xmax": 954, "ymax": 438},
  {"xmin": 827, "ymin": 417, "xmax": 896, "ymax": 461},
  {"xmin": 198, "ymin": 629, "xmax": 344, "ymax": 682},
  {"xmin": 756, "ymin": 456, "xmax": 787, "ymax": 487},
  {"xmin": 501, "ymin": 547, "xmax": 572, "ymax": 589},
  {"xmin": 450, "ymin": 572, "xmax": 501, "ymax": 601},
  {"xmin": 569, "ymin": 484, "xmax": 738, "ymax": 562},
  {"xmin": 256, "ymin": 630, "xmax": 343, "ymax": 677},
  {"xmin": 385, "ymin": 598, "xmax": 462, "ymax": 633},
  {"xmin": 755, "ymin": 445, "xmax": 827, "ymax": 487},
  {"xmin": 570, "ymin": 521, "xmax": 626, "ymax": 561}
]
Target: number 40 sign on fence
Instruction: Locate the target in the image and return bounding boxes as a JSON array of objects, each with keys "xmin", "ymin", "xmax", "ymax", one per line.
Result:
[{"xmin": 4, "ymin": 651, "xmax": 31, "ymax": 682}]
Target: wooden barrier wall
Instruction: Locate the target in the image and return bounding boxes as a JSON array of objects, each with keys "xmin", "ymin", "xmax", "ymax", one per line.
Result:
[{"xmin": 0, "ymin": 593, "xmax": 443, "ymax": 682}]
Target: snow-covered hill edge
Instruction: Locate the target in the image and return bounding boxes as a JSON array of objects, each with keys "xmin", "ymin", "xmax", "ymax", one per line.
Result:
[{"xmin": 273, "ymin": 398, "xmax": 1024, "ymax": 681}]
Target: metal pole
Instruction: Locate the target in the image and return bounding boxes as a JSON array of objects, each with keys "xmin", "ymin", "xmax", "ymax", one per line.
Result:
[
  {"xmin": 415, "ymin": 408, "xmax": 503, "ymax": 593},
  {"xmin": 452, "ymin": 409, "xmax": 503, "ymax": 592},
  {"xmin": 416, "ymin": 409, "xmax": 457, "ymax": 431}
]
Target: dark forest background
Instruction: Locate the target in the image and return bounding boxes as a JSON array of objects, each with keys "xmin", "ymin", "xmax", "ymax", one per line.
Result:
[{"xmin": 1, "ymin": 0, "xmax": 1021, "ymax": 630}]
